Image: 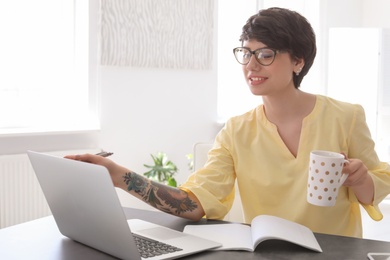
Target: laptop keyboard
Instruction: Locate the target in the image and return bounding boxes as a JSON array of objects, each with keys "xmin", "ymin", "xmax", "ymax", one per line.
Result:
[{"xmin": 132, "ymin": 233, "xmax": 183, "ymax": 258}]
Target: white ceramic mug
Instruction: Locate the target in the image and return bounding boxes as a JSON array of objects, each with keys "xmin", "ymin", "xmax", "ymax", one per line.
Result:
[{"xmin": 307, "ymin": 150, "xmax": 349, "ymax": 207}]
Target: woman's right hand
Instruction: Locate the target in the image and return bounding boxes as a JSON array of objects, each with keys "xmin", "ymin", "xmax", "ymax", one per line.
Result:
[
  {"xmin": 65, "ymin": 153, "xmax": 205, "ymax": 221},
  {"xmin": 64, "ymin": 153, "xmax": 130, "ymax": 189}
]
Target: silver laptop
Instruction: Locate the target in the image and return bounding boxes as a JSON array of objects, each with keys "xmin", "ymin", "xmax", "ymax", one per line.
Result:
[{"xmin": 27, "ymin": 150, "xmax": 221, "ymax": 260}]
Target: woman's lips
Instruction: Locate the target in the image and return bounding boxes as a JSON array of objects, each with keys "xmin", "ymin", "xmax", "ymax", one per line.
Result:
[{"xmin": 249, "ymin": 76, "xmax": 266, "ymax": 84}]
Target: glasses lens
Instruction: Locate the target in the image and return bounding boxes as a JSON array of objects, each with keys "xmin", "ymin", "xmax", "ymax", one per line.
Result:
[
  {"xmin": 233, "ymin": 48, "xmax": 251, "ymax": 65},
  {"xmin": 234, "ymin": 48, "xmax": 277, "ymax": 66},
  {"xmin": 254, "ymin": 49, "xmax": 276, "ymax": 66}
]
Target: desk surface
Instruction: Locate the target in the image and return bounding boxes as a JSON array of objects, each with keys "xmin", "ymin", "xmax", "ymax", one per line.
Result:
[{"xmin": 0, "ymin": 208, "xmax": 389, "ymax": 260}]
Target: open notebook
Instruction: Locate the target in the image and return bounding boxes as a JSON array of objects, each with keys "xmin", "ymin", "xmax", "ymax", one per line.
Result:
[{"xmin": 27, "ymin": 150, "xmax": 221, "ymax": 260}]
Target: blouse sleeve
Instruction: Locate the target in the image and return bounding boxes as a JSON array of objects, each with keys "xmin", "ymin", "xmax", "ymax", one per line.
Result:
[
  {"xmin": 347, "ymin": 104, "xmax": 390, "ymax": 220},
  {"xmin": 179, "ymin": 121, "xmax": 237, "ymax": 219}
]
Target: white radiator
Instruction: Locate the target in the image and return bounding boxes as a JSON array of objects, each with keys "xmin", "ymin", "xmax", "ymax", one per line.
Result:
[{"xmin": 0, "ymin": 149, "xmax": 100, "ymax": 228}]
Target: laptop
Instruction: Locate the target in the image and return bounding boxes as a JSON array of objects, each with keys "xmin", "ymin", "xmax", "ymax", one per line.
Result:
[{"xmin": 27, "ymin": 150, "xmax": 221, "ymax": 260}]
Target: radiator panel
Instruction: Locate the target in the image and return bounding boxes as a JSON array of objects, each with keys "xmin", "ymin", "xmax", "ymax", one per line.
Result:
[{"xmin": 0, "ymin": 149, "xmax": 99, "ymax": 228}]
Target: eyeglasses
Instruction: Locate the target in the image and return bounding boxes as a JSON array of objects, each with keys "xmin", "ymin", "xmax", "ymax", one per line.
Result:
[{"xmin": 233, "ymin": 47, "xmax": 280, "ymax": 66}]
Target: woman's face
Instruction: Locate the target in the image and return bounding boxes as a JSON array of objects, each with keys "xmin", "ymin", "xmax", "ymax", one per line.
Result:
[{"xmin": 241, "ymin": 40, "xmax": 303, "ymax": 97}]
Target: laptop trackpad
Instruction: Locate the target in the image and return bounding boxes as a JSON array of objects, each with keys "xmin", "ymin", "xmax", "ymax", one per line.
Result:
[{"xmin": 138, "ymin": 227, "xmax": 186, "ymax": 240}]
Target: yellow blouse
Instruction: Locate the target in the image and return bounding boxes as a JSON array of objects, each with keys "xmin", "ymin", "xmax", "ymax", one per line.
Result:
[{"xmin": 180, "ymin": 95, "xmax": 390, "ymax": 237}]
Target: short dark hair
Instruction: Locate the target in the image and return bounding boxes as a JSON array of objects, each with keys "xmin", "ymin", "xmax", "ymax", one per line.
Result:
[{"xmin": 239, "ymin": 7, "xmax": 316, "ymax": 88}]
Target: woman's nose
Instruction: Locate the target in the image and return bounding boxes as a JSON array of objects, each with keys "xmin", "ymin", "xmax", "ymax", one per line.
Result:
[{"xmin": 245, "ymin": 55, "xmax": 261, "ymax": 71}]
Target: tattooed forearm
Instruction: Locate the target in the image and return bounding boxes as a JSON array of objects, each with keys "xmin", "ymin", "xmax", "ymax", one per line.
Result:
[
  {"xmin": 154, "ymin": 182, "xmax": 197, "ymax": 214},
  {"xmin": 123, "ymin": 171, "xmax": 148, "ymax": 194},
  {"xmin": 123, "ymin": 171, "xmax": 197, "ymax": 215}
]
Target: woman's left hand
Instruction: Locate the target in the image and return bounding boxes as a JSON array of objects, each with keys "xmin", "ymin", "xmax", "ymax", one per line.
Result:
[
  {"xmin": 341, "ymin": 154, "xmax": 374, "ymax": 205},
  {"xmin": 342, "ymin": 157, "xmax": 369, "ymax": 187}
]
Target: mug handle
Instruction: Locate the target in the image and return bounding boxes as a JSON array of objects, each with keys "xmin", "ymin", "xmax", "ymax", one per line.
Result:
[{"xmin": 338, "ymin": 159, "xmax": 350, "ymax": 186}]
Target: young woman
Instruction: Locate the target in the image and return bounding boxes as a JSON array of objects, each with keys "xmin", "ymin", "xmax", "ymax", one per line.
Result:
[{"xmin": 67, "ymin": 7, "xmax": 390, "ymax": 238}]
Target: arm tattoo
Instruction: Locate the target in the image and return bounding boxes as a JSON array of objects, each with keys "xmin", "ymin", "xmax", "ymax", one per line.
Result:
[{"xmin": 123, "ymin": 171, "xmax": 197, "ymax": 215}]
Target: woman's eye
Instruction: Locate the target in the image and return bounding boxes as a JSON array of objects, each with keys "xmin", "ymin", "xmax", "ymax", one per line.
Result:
[
  {"xmin": 260, "ymin": 52, "xmax": 273, "ymax": 59},
  {"xmin": 243, "ymin": 52, "xmax": 251, "ymax": 59}
]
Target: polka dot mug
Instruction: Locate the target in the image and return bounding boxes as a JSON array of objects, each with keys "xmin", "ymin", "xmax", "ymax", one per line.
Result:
[{"xmin": 307, "ymin": 150, "xmax": 349, "ymax": 207}]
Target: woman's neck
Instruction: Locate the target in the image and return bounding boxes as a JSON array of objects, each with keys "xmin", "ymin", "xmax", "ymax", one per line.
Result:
[{"xmin": 262, "ymin": 90, "xmax": 315, "ymax": 123}]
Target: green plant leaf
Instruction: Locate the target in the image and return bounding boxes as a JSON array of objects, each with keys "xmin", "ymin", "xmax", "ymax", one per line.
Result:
[
  {"xmin": 143, "ymin": 152, "xmax": 178, "ymax": 184},
  {"xmin": 167, "ymin": 177, "xmax": 177, "ymax": 187}
]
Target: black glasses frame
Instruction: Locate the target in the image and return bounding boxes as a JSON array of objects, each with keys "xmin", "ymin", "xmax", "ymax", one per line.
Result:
[{"xmin": 233, "ymin": 47, "xmax": 280, "ymax": 66}]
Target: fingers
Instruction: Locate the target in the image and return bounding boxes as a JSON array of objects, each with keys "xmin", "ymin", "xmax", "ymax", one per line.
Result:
[
  {"xmin": 64, "ymin": 153, "xmax": 101, "ymax": 164},
  {"xmin": 64, "ymin": 153, "xmax": 129, "ymax": 189},
  {"xmin": 343, "ymin": 158, "xmax": 365, "ymax": 174},
  {"xmin": 342, "ymin": 158, "xmax": 368, "ymax": 186},
  {"xmin": 340, "ymin": 152, "xmax": 348, "ymax": 160}
]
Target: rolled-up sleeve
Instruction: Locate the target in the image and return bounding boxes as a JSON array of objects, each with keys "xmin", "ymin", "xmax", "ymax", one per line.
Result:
[
  {"xmin": 179, "ymin": 123, "xmax": 237, "ymax": 219},
  {"xmin": 347, "ymin": 104, "xmax": 390, "ymax": 220}
]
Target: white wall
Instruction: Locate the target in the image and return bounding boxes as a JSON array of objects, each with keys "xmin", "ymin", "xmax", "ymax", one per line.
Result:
[
  {"xmin": 325, "ymin": 0, "xmax": 390, "ymax": 28},
  {"xmin": 362, "ymin": 0, "xmax": 390, "ymax": 28},
  {"xmin": 96, "ymin": 0, "xmax": 221, "ymax": 189},
  {"xmin": 98, "ymin": 66, "xmax": 221, "ymax": 209},
  {"xmin": 99, "ymin": 66, "xmax": 221, "ymax": 185}
]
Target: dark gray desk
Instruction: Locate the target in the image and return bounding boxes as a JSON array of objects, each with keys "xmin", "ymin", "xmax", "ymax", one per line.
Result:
[{"xmin": 0, "ymin": 208, "xmax": 389, "ymax": 259}]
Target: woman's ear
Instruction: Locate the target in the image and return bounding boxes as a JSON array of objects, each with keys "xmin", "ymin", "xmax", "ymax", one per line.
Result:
[
  {"xmin": 293, "ymin": 58, "xmax": 305, "ymax": 76},
  {"xmin": 294, "ymin": 58, "xmax": 305, "ymax": 70}
]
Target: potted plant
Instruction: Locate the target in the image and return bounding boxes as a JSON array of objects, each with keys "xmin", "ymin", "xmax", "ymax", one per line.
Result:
[{"xmin": 143, "ymin": 152, "xmax": 178, "ymax": 187}]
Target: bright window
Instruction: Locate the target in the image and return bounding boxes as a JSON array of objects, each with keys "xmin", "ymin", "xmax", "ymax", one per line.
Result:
[{"xmin": 0, "ymin": 0, "xmax": 98, "ymax": 134}]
